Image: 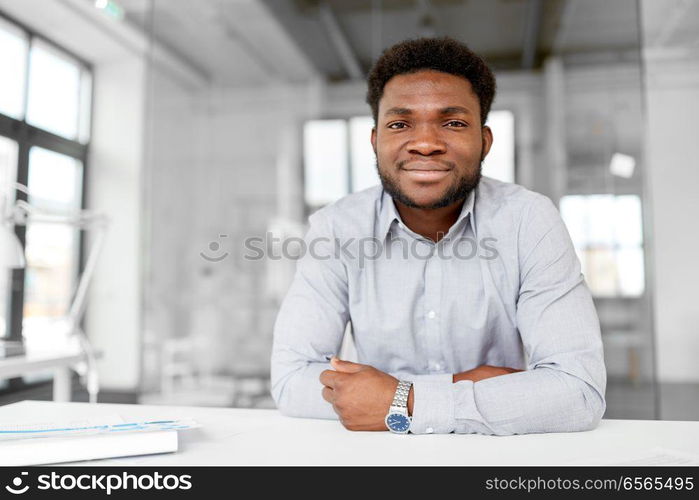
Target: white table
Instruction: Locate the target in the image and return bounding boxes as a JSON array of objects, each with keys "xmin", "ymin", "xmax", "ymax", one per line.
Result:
[
  {"xmin": 0, "ymin": 350, "xmax": 87, "ymax": 402},
  {"xmin": 2, "ymin": 401, "xmax": 699, "ymax": 466}
]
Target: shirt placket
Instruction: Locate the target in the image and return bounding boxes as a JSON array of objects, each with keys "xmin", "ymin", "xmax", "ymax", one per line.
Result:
[{"xmin": 423, "ymin": 239, "xmax": 444, "ymax": 374}]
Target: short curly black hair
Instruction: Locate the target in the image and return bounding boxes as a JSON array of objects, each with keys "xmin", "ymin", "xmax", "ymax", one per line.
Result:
[{"xmin": 366, "ymin": 37, "xmax": 496, "ymax": 127}]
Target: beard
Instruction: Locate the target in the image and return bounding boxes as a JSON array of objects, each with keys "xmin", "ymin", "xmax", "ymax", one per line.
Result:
[{"xmin": 377, "ymin": 159, "xmax": 483, "ymax": 210}]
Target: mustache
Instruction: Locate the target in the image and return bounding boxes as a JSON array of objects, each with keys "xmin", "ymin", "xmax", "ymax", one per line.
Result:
[{"xmin": 396, "ymin": 158, "xmax": 457, "ymax": 170}]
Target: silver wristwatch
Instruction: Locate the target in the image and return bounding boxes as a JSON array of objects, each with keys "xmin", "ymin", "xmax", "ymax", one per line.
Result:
[{"xmin": 384, "ymin": 380, "xmax": 413, "ymax": 434}]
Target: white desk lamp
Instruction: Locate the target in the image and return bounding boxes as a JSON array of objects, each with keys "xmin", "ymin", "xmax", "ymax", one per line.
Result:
[{"xmin": 1, "ymin": 183, "xmax": 109, "ymax": 403}]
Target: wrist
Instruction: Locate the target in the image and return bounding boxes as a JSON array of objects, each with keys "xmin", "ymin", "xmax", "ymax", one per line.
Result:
[
  {"xmin": 407, "ymin": 386, "xmax": 414, "ymax": 415},
  {"xmin": 385, "ymin": 380, "xmax": 413, "ymax": 434},
  {"xmin": 453, "ymin": 371, "xmax": 473, "ymax": 383}
]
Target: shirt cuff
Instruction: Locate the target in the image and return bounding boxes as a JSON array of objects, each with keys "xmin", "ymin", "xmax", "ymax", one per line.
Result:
[{"xmin": 409, "ymin": 373, "xmax": 456, "ymax": 434}]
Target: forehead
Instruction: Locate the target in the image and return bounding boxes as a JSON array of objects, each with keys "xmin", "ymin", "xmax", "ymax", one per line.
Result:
[{"xmin": 379, "ymin": 70, "xmax": 480, "ymax": 115}]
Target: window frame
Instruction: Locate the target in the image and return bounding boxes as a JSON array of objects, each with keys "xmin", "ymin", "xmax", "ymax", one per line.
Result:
[{"xmin": 0, "ymin": 11, "xmax": 92, "ymax": 348}]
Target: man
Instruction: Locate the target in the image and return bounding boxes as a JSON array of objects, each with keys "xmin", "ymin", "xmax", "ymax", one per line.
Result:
[{"xmin": 271, "ymin": 37, "xmax": 606, "ymax": 435}]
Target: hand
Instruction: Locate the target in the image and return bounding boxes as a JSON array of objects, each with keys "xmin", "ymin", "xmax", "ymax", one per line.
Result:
[
  {"xmin": 453, "ymin": 365, "xmax": 523, "ymax": 383},
  {"xmin": 319, "ymin": 357, "xmax": 397, "ymax": 431}
]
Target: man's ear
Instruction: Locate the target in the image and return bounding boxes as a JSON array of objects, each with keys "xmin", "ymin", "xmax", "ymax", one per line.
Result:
[
  {"xmin": 481, "ymin": 125, "xmax": 493, "ymax": 161},
  {"xmin": 371, "ymin": 127, "xmax": 377, "ymax": 155}
]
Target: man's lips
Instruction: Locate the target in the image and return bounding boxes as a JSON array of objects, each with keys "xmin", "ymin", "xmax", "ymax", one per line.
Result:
[
  {"xmin": 398, "ymin": 159, "xmax": 454, "ymax": 171},
  {"xmin": 398, "ymin": 161, "xmax": 453, "ymax": 181}
]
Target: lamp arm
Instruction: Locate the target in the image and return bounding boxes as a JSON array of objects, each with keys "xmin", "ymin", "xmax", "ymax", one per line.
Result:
[
  {"xmin": 66, "ymin": 216, "xmax": 109, "ymax": 404},
  {"xmin": 69, "ymin": 224, "xmax": 107, "ymax": 326},
  {"xmin": 11, "ymin": 200, "xmax": 108, "ymax": 228}
]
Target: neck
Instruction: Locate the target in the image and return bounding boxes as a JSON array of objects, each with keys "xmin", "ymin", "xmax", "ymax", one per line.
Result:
[{"xmin": 394, "ymin": 197, "xmax": 466, "ymax": 242}]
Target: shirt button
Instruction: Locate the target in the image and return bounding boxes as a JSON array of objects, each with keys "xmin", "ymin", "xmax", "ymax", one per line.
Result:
[
  {"xmin": 433, "ymin": 363, "xmax": 442, "ymax": 371},
  {"xmin": 425, "ymin": 427, "xmax": 434, "ymax": 434},
  {"xmin": 427, "ymin": 310, "xmax": 436, "ymax": 319}
]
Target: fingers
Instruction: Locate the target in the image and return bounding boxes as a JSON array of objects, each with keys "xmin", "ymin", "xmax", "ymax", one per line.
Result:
[
  {"xmin": 482, "ymin": 365, "xmax": 523, "ymax": 373},
  {"xmin": 322, "ymin": 386, "xmax": 334, "ymax": 404},
  {"xmin": 456, "ymin": 365, "xmax": 524, "ymax": 383},
  {"xmin": 330, "ymin": 357, "xmax": 366, "ymax": 373},
  {"xmin": 319, "ymin": 369, "xmax": 341, "ymax": 388}
]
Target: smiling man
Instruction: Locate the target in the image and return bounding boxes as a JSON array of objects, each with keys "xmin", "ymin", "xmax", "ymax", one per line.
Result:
[{"xmin": 271, "ymin": 37, "xmax": 606, "ymax": 435}]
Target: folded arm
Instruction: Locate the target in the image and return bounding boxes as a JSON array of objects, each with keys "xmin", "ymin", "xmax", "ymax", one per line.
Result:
[
  {"xmin": 270, "ymin": 211, "xmax": 347, "ymax": 419},
  {"xmin": 409, "ymin": 196, "xmax": 607, "ymax": 435}
]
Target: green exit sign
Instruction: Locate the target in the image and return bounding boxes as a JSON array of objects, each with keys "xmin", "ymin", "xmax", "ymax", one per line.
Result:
[{"xmin": 94, "ymin": 0, "xmax": 125, "ymax": 21}]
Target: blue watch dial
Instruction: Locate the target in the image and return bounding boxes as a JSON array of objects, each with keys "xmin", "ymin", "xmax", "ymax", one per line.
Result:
[{"xmin": 386, "ymin": 413, "xmax": 410, "ymax": 432}]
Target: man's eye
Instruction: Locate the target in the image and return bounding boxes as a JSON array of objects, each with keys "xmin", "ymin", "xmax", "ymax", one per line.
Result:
[
  {"xmin": 445, "ymin": 120, "xmax": 467, "ymax": 127},
  {"xmin": 388, "ymin": 122, "xmax": 407, "ymax": 129}
]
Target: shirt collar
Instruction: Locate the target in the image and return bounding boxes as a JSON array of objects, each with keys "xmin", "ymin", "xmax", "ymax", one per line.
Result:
[{"xmin": 377, "ymin": 188, "xmax": 476, "ymax": 241}]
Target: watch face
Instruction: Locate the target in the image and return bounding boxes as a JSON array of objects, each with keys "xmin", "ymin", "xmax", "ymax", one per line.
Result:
[{"xmin": 386, "ymin": 413, "xmax": 410, "ymax": 433}]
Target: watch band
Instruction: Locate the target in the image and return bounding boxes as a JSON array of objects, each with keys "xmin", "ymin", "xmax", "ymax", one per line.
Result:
[{"xmin": 391, "ymin": 380, "xmax": 412, "ymax": 409}]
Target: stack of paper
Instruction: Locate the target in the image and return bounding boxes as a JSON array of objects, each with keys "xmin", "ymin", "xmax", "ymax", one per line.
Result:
[{"xmin": 0, "ymin": 415, "xmax": 200, "ymax": 466}]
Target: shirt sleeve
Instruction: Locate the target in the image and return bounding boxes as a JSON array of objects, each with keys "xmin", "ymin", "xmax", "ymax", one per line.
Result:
[
  {"xmin": 270, "ymin": 210, "xmax": 348, "ymax": 419},
  {"xmin": 409, "ymin": 195, "xmax": 607, "ymax": 435}
]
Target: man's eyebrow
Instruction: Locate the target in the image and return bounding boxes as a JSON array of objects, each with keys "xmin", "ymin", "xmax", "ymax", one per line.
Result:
[
  {"xmin": 384, "ymin": 107, "xmax": 413, "ymax": 116},
  {"xmin": 440, "ymin": 106, "xmax": 473, "ymax": 115},
  {"xmin": 383, "ymin": 106, "xmax": 474, "ymax": 116}
]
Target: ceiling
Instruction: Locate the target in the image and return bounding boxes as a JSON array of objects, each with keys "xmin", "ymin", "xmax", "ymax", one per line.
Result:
[
  {"xmin": 113, "ymin": 0, "xmax": 697, "ymax": 86},
  {"xmin": 117, "ymin": 0, "xmax": 319, "ymax": 84}
]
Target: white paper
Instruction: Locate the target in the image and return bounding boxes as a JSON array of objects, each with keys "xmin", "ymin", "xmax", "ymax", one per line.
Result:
[
  {"xmin": 576, "ymin": 447, "xmax": 699, "ymax": 466},
  {"xmin": 612, "ymin": 448, "xmax": 699, "ymax": 466},
  {"xmin": 0, "ymin": 415, "xmax": 200, "ymax": 441}
]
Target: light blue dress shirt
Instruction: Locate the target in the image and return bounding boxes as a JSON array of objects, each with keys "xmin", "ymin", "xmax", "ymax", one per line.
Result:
[{"xmin": 270, "ymin": 177, "xmax": 606, "ymax": 435}]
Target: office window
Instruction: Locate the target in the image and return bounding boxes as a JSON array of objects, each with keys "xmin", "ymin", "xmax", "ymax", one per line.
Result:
[
  {"xmin": 560, "ymin": 194, "xmax": 645, "ymax": 297},
  {"xmin": 0, "ymin": 13, "xmax": 91, "ymax": 349},
  {"xmin": 0, "ymin": 17, "xmax": 28, "ymax": 120},
  {"xmin": 0, "ymin": 136, "xmax": 18, "ymax": 191},
  {"xmin": 303, "ymin": 116, "xmax": 381, "ymax": 210},
  {"xmin": 349, "ymin": 116, "xmax": 380, "ymax": 193},
  {"xmin": 23, "ymin": 148, "xmax": 83, "ymax": 332},
  {"xmin": 303, "ymin": 119, "xmax": 349, "ymax": 207},
  {"xmin": 482, "ymin": 110, "xmax": 516, "ymax": 184},
  {"xmin": 26, "ymin": 40, "xmax": 91, "ymax": 142}
]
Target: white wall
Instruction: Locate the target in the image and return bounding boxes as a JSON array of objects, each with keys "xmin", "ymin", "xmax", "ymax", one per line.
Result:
[{"xmin": 88, "ymin": 58, "xmax": 146, "ymax": 390}]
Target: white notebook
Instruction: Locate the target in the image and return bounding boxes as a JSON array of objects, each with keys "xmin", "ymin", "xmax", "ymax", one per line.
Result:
[
  {"xmin": 0, "ymin": 415, "xmax": 197, "ymax": 466},
  {"xmin": 0, "ymin": 430, "xmax": 177, "ymax": 466}
]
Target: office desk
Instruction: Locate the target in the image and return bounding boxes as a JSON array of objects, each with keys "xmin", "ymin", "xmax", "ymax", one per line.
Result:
[
  {"xmin": 1, "ymin": 401, "xmax": 699, "ymax": 466},
  {"xmin": 0, "ymin": 350, "xmax": 88, "ymax": 402}
]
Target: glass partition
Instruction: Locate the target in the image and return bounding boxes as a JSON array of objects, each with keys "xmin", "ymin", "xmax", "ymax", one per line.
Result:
[{"xmin": 547, "ymin": 0, "xmax": 656, "ymax": 418}]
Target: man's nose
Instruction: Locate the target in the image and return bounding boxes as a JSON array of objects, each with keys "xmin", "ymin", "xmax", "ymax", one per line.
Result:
[{"xmin": 406, "ymin": 125, "xmax": 446, "ymax": 156}]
